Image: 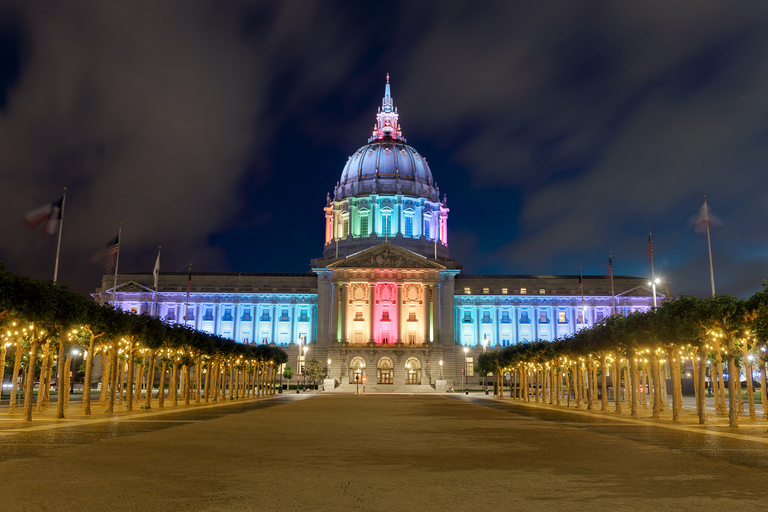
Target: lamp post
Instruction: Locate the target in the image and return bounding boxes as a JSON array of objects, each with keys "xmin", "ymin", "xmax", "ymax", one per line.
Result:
[
  {"xmin": 482, "ymin": 335, "xmax": 488, "ymax": 395},
  {"xmin": 464, "ymin": 346, "xmax": 469, "ymax": 395},
  {"xmin": 439, "ymin": 360, "xmax": 443, "ymax": 380},
  {"xmin": 296, "ymin": 335, "xmax": 302, "ymax": 394},
  {"xmin": 327, "ymin": 358, "xmax": 331, "ymax": 379},
  {"xmin": 355, "ymin": 373, "xmax": 359, "ymax": 394},
  {"xmin": 302, "ymin": 344, "xmax": 308, "ymax": 392}
]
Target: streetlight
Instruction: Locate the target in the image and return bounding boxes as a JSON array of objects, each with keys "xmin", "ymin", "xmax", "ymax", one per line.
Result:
[
  {"xmin": 302, "ymin": 344, "xmax": 309, "ymax": 391},
  {"xmin": 439, "ymin": 360, "xmax": 443, "ymax": 380},
  {"xmin": 464, "ymin": 346, "xmax": 469, "ymax": 395},
  {"xmin": 482, "ymin": 335, "xmax": 489, "ymax": 394},
  {"xmin": 648, "ymin": 277, "xmax": 661, "ymax": 308},
  {"xmin": 327, "ymin": 358, "xmax": 331, "ymax": 379},
  {"xmin": 296, "ymin": 335, "xmax": 302, "ymax": 394}
]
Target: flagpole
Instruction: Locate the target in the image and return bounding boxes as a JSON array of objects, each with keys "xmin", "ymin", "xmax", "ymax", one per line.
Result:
[
  {"xmin": 52, "ymin": 188, "xmax": 67, "ymax": 283},
  {"xmin": 703, "ymin": 195, "xmax": 716, "ymax": 297},
  {"xmin": 580, "ymin": 268, "xmax": 584, "ymax": 327},
  {"xmin": 153, "ymin": 246, "xmax": 161, "ymax": 318},
  {"xmin": 609, "ymin": 251, "xmax": 615, "ymax": 316},
  {"xmin": 111, "ymin": 222, "xmax": 123, "ymax": 307},
  {"xmin": 649, "ymin": 228, "xmax": 657, "ymax": 308},
  {"xmin": 185, "ymin": 263, "xmax": 192, "ymax": 324}
]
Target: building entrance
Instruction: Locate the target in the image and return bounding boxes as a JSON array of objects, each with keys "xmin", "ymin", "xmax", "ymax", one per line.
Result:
[
  {"xmin": 405, "ymin": 357, "xmax": 421, "ymax": 385},
  {"xmin": 349, "ymin": 357, "xmax": 366, "ymax": 384},
  {"xmin": 377, "ymin": 357, "xmax": 393, "ymax": 384}
]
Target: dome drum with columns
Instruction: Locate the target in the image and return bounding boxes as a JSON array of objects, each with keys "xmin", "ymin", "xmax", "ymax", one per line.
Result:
[{"xmin": 323, "ymin": 76, "xmax": 450, "ymax": 260}]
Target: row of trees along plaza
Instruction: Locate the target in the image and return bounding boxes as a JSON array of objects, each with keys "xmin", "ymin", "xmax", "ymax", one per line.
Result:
[
  {"xmin": 476, "ymin": 290, "xmax": 768, "ymax": 427},
  {"xmin": 0, "ymin": 264, "xmax": 288, "ymax": 422}
]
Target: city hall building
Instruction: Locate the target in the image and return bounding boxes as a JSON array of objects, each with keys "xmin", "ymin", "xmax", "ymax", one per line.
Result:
[{"xmin": 94, "ymin": 79, "xmax": 664, "ymax": 391}]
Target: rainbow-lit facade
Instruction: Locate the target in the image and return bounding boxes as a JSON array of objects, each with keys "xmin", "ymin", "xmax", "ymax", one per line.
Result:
[{"xmin": 95, "ymin": 78, "xmax": 664, "ymax": 390}]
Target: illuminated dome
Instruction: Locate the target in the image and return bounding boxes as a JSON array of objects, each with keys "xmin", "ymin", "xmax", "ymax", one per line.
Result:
[
  {"xmin": 323, "ymin": 76, "xmax": 449, "ymax": 261},
  {"xmin": 334, "ymin": 75, "xmax": 439, "ymax": 202}
]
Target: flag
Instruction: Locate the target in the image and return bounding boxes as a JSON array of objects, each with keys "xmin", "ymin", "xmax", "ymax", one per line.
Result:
[
  {"xmin": 24, "ymin": 196, "xmax": 63, "ymax": 235},
  {"xmin": 185, "ymin": 264, "xmax": 192, "ymax": 321},
  {"xmin": 91, "ymin": 234, "xmax": 120, "ymax": 272},
  {"xmin": 645, "ymin": 233, "xmax": 653, "ymax": 261},
  {"xmin": 693, "ymin": 201, "xmax": 721, "ymax": 233},
  {"xmin": 153, "ymin": 250, "xmax": 161, "ymax": 290}
]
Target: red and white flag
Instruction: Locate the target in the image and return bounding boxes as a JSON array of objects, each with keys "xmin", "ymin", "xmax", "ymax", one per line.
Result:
[
  {"xmin": 24, "ymin": 197, "xmax": 64, "ymax": 235},
  {"xmin": 91, "ymin": 234, "xmax": 120, "ymax": 272}
]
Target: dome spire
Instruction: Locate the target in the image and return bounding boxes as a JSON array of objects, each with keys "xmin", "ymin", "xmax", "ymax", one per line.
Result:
[{"xmin": 371, "ymin": 74, "xmax": 405, "ymax": 142}]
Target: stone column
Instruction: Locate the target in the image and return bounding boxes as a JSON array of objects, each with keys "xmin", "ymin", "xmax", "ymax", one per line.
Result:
[
  {"xmin": 533, "ymin": 306, "xmax": 538, "ymax": 340},
  {"xmin": 368, "ymin": 283, "xmax": 375, "ymax": 343},
  {"xmin": 475, "ymin": 305, "xmax": 481, "ymax": 347},
  {"xmin": 271, "ymin": 303, "xmax": 277, "ymax": 343},
  {"xmin": 315, "ymin": 271, "xmax": 332, "ymax": 345},
  {"xmin": 439, "ymin": 271, "xmax": 456, "ymax": 345},
  {"xmin": 396, "ymin": 283, "xmax": 403, "ymax": 344},
  {"xmin": 423, "ymin": 284, "xmax": 429, "ymax": 344},
  {"xmin": 330, "ymin": 283, "xmax": 339, "ymax": 343},
  {"xmin": 431, "ymin": 283, "xmax": 439, "ymax": 343},
  {"xmin": 232, "ymin": 305, "xmax": 239, "ymax": 342},
  {"xmin": 513, "ymin": 305, "xmax": 519, "ymax": 345},
  {"xmin": 340, "ymin": 284, "xmax": 348, "ymax": 344}
]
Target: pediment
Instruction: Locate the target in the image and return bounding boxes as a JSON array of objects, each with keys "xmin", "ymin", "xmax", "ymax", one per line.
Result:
[
  {"xmin": 109, "ymin": 281, "xmax": 155, "ymax": 294},
  {"xmin": 616, "ymin": 285, "xmax": 665, "ymax": 298},
  {"xmin": 327, "ymin": 243, "xmax": 445, "ymax": 270}
]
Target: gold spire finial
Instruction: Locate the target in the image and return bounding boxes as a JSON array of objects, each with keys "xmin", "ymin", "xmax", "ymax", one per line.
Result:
[{"xmin": 386, "ymin": 73, "xmax": 389, "ymax": 84}]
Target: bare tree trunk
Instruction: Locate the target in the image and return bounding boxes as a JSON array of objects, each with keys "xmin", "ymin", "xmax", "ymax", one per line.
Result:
[
  {"xmin": 23, "ymin": 340, "xmax": 42, "ymax": 422},
  {"xmin": 613, "ymin": 354, "xmax": 622, "ymax": 414},
  {"xmin": 98, "ymin": 351, "xmax": 109, "ymax": 406},
  {"xmin": 144, "ymin": 351, "xmax": 157, "ymax": 409},
  {"xmin": 107, "ymin": 346, "xmax": 119, "ymax": 413},
  {"xmin": 158, "ymin": 359, "xmax": 168, "ymax": 408},
  {"xmin": 650, "ymin": 353, "xmax": 662, "ymax": 419},
  {"xmin": 727, "ymin": 356, "xmax": 739, "ymax": 427},
  {"xmin": 55, "ymin": 340, "xmax": 68, "ymax": 418},
  {"xmin": 666, "ymin": 347, "xmax": 681, "ymax": 421},
  {"xmin": 760, "ymin": 360, "xmax": 768, "ymax": 421},
  {"xmin": 630, "ymin": 355, "xmax": 639, "ymax": 417},
  {"xmin": 697, "ymin": 346, "xmax": 707, "ymax": 424},
  {"xmin": 82, "ymin": 336, "xmax": 96, "ymax": 415},
  {"xmin": 117, "ymin": 359, "xmax": 125, "ymax": 405},
  {"xmin": 204, "ymin": 358, "xmax": 212, "ymax": 402},
  {"xmin": 742, "ymin": 348, "xmax": 756, "ymax": 421},
  {"xmin": 171, "ymin": 361, "xmax": 179, "ymax": 406},
  {"xmin": 125, "ymin": 343, "xmax": 135, "ymax": 412},
  {"xmin": 36, "ymin": 342, "xmax": 49, "ymax": 412},
  {"xmin": 716, "ymin": 352, "xmax": 726, "ymax": 414},
  {"xmin": 64, "ymin": 355, "xmax": 72, "ymax": 408},
  {"xmin": 8, "ymin": 344, "xmax": 23, "ymax": 414}
]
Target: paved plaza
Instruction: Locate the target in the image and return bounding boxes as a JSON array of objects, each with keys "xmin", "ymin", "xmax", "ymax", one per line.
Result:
[{"xmin": 1, "ymin": 394, "xmax": 767, "ymax": 511}]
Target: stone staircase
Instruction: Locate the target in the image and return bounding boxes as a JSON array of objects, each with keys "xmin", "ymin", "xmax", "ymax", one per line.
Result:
[{"xmin": 327, "ymin": 382, "xmax": 440, "ymax": 394}]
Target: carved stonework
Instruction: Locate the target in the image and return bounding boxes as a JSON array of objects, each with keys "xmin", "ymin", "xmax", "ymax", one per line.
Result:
[
  {"xmin": 377, "ymin": 283, "xmax": 395, "ymax": 303},
  {"xmin": 350, "ymin": 283, "xmax": 368, "ymax": 302},
  {"xmin": 404, "ymin": 284, "xmax": 421, "ymax": 303},
  {"xmin": 329, "ymin": 242, "xmax": 444, "ymax": 270}
]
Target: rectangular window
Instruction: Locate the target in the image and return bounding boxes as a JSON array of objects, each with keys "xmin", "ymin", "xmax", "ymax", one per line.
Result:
[
  {"xmin": 298, "ymin": 309, "xmax": 309, "ymax": 322},
  {"xmin": 424, "ymin": 220, "xmax": 430, "ymax": 239},
  {"xmin": 404, "ymin": 216, "xmax": 413, "ymax": 236},
  {"xmin": 354, "ymin": 311, "xmax": 364, "ymax": 321},
  {"xmin": 597, "ymin": 310, "xmax": 604, "ymax": 321},
  {"xmin": 203, "ymin": 308, "xmax": 214, "ymax": 321},
  {"xmin": 167, "ymin": 309, "xmax": 175, "ymax": 321},
  {"xmin": 360, "ymin": 215, "xmax": 369, "ymax": 236},
  {"xmin": 481, "ymin": 311, "xmax": 492, "ymax": 324},
  {"xmin": 501, "ymin": 288, "xmax": 508, "ymax": 294},
  {"xmin": 539, "ymin": 311, "xmax": 547, "ymax": 323},
  {"xmin": 520, "ymin": 288, "xmax": 527, "ymax": 294},
  {"xmin": 260, "ymin": 310, "xmax": 271, "ymax": 321},
  {"xmin": 381, "ymin": 311, "xmax": 390, "ymax": 321},
  {"xmin": 462, "ymin": 310, "xmax": 472, "ymax": 323},
  {"xmin": 342, "ymin": 218, "xmax": 349, "ymax": 237},
  {"xmin": 465, "ymin": 357, "xmax": 474, "ymax": 377},
  {"xmin": 558, "ymin": 311, "xmax": 566, "ymax": 323},
  {"xmin": 577, "ymin": 310, "xmax": 584, "ymax": 324},
  {"xmin": 185, "ymin": 309, "xmax": 194, "ymax": 321},
  {"xmin": 222, "ymin": 309, "xmax": 233, "ymax": 322},
  {"xmin": 407, "ymin": 311, "xmax": 417, "ymax": 321},
  {"xmin": 501, "ymin": 311, "xmax": 511, "ymax": 324},
  {"xmin": 520, "ymin": 311, "xmax": 530, "ymax": 323},
  {"xmin": 483, "ymin": 287, "xmax": 489, "ymax": 294},
  {"xmin": 539, "ymin": 288, "xmax": 546, "ymax": 294},
  {"xmin": 382, "ymin": 215, "xmax": 391, "ymax": 235},
  {"xmin": 280, "ymin": 309, "xmax": 290, "ymax": 321},
  {"xmin": 464, "ymin": 287, "xmax": 471, "ymax": 294},
  {"xmin": 241, "ymin": 308, "xmax": 252, "ymax": 322}
]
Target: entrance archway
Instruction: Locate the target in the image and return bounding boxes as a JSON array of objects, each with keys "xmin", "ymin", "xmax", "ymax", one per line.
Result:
[
  {"xmin": 349, "ymin": 357, "xmax": 366, "ymax": 385},
  {"xmin": 404, "ymin": 357, "xmax": 421, "ymax": 385},
  {"xmin": 377, "ymin": 357, "xmax": 394, "ymax": 384}
]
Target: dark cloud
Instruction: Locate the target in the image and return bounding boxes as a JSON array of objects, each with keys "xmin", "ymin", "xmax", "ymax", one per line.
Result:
[{"xmin": 1, "ymin": 1, "xmax": 767, "ymax": 299}]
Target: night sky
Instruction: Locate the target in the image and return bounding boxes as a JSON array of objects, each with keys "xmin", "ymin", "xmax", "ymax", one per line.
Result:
[{"xmin": 1, "ymin": 1, "xmax": 767, "ymax": 298}]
